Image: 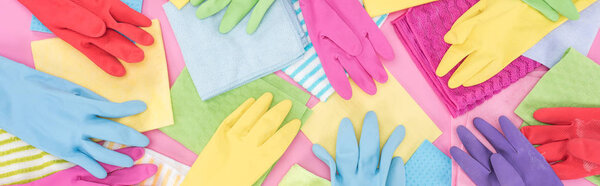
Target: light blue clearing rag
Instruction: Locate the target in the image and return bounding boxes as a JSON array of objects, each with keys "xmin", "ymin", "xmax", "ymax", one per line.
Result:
[
  {"xmin": 405, "ymin": 140, "xmax": 451, "ymax": 186},
  {"xmin": 283, "ymin": 0, "xmax": 388, "ymax": 101},
  {"xmin": 30, "ymin": 0, "xmax": 144, "ymax": 33},
  {"xmin": 523, "ymin": 1, "xmax": 600, "ymax": 68},
  {"xmin": 164, "ymin": 1, "xmax": 307, "ymax": 100}
]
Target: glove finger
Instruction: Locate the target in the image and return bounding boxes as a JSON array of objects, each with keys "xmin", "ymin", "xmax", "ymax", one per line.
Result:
[
  {"xmin": 92, "ymin": 147, "xmax": 146, "ymax": 173},
  {"xmin": 536, "ymin": 141, "xmax": 568, "ymax": 162},
  {"xmin": 568, "ymin": 138, "xmax": 600, "ymax": 164},
  {"xmin": 551, "ymin": 156, "xmax": 600, "ymax": 179},
  {"xmin": 490, "ymin": 154, "xmax": 526, "ymax": 186},
  {"xmin": 108, "ymin": 22, "xmax": 154, "ymax": 46},
  {"xmin": 84, "ymin": 164, "xmax": 158, "ymax": 185},
  {"xmin": 67, "ymin": 152, "xmax": 108, "ymax": 179},
  {"xmin": 447, "ymin": 53, "xmax": 493, "ymax": 89},
  {"xmin": 385, "ymin": 157, "xmax": 405, "ymax": 186},
  {"xmin": 355, "ymin": 41, "xmax": 388, "ymax": 84},
  {"xmin": 339, "ymin": 54, "xmax": 377, "ymax": 96},
  {"xmin": 81, "ymin": 141, "xmax": 135, "ymax": 168},
  {"xmin": 313, "ymin": 2, "xmax": 361, "ymax": 56},
  {"xmin": 545, "ymin": 0, "xmax": 579, "ymax": 20},
  {"xmin": 473, "ymin": 118, "xmax": 516, "ymax": 157},
  {"xmin": 533, "ymin": 107, "xmax": 600, "ymax": 125},
  {"xmin": 312, "ymin": 144, "xmax": 338, "ymax": 181},
  {"xmin": 444, "ymin": 0, "xmax": 485, "ymax": 44},
  {"xmin": 219, "ymin": 0, "xmax": 257, "ymax": 33},
  {"xmin": 18, "ymin": 0, "xmax": 106, "ymax": 37},
  {"xmin": 379, "ymin": 125, "xmax": 405, "ymax": 176},
  {"xmin": 498, "ymin": 116, "xmax": 535, "ymax": 151},
  {"xmin": 230, "ymin": 92, "xmax": 272, "ymax": 137},
  {"xmin": 247, "ymin": 100, "xmax": 292, "ymax": 145},
  {"xmin": 259, "ymin": 120, "xmax": 300, "ymax": 159},
  {"xmin": 57, "ymin": 31, "xmax": 127, "ymax": 76},
  {"xmin": 85, "ymin": 118, "xmax": 150, "ymax": 147},
  {"xmin": 462, "ymin": 60, "xmax": 504, "ymax": 87},
  {"xmin": 522, "ymin": 0, "xmax": 560, "ymax": 21},
  {"xmin": 90, "ymin": 100, "xmax": 147, "ymax": 118},
  {"xmin": 336, "ymin": 118, "xmax": 359, "ymax": 176},
  {"xmin": 358, "ymin": 111, "xmax": 382, "ymax": 172},
  {"xmin": 88, "ymin": 30, "xmax": 145, "ymax": 63},
  {"xmin": 363, "ymin": 25, "xmax": 394, "ymax": 61},
  {"xmin": 320, "ymin": 50, "xmax": 353, "ymax": 100},
  {"xmin": 520, "ymin": 125, "xmax": 571, "ymax": 145},
  {"xmin": 456, "ymin": 125, "xmax": 492, "ymax": 169},
  {"xmin": 109, "ymin": 1, "xmax": 153, "ymax": 27},
  {"xmin": 191, "ymin": 0, "xmax": 206, "ymax": 6},
  {"xmin": 435, "ymin": 44, "xmax": 473, "ymax": 78},
  {"xmin": 220, "ymin": 97, "xmax": 257, "ymax": 129},
  {"xmin": 450, "ymin": 147, "xmax": 492, "ymax": 185},
  {"xmin": 246, "ymin": 0, "xmax": 275, "ymax": 34},
  {"xmin": 196, "ymin": 0, "xmax": 231, "ymax": 19}
]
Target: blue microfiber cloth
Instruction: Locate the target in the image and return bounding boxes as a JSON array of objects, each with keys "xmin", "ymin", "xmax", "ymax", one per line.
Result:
[
  {"xmin": 30, "ymin": 0, "xmax": 144, "ymax": 33},
  {"xmin": 523, "ymin": 1, "xmax": 600, "ymax": 68},
  {"xmin": 163, "ymin": 1, "xmax": 306, "ymax": 100},
  {"xmin": 405, "ymin": 140, "xmax": 451, "ymax": 186}
]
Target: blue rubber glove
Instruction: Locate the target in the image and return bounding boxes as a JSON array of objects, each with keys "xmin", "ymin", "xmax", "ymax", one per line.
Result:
[
  {"xmin": 312, "ymin": 111, "xmax": 406, "ymax": 186},
  {"xmin": 0, "ymin": 56, "xmax": 149, "ymax": 179}
]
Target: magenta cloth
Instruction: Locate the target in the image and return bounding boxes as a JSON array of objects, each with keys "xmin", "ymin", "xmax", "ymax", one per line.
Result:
[{"xmin": 391, "ymin": 0, "xmax": 540, "ymax": 117}]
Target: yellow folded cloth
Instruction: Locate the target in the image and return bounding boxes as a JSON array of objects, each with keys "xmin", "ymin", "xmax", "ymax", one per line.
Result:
[
  {"xmin": 170, "ymin": 0, "xmax": 189, "ymax": 9},
  {"xmin": 302, "ymin": 70, "xmax": 442, "ymax": 160},
  {"xmin": 364, "ymin": 0, "xmax": 438, "ymax": 17},
  {"xmin": 31, "ymin": 19, "xmax": 173, "ymax": 132}
]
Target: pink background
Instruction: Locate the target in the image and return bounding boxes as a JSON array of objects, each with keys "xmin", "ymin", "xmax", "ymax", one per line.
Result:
[{"xmin": 0, "ymin": 0, "xmax": 598, "ymax": 185}]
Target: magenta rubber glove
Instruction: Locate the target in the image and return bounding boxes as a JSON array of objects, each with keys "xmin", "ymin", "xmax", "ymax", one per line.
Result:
[
  {"xmin": 300, "ymin": 0, "xmax": 394, "ymax": 100},
  {"xmin": 11, "ymin": 147, "xmax": 157, "ymax": 186}
]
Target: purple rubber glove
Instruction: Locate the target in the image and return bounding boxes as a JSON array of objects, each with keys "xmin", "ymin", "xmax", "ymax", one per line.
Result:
[
  {"xmin": 12, "ymin": 147, "xmax": 157, "ymax": 186},
  {"xmin": 450, "ymin": 116, "xmax": 562, "ymax": 186},
  {"xmin": 300, "ymin": 0, "xmax": 394, "ymax": 100}
]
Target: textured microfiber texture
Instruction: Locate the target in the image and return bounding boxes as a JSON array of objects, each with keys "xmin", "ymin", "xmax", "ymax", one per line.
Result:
[
  {"xmin": 32, "ymin": 19, "xmax": 173, "ymax": 132},
  {"xmin": 160, "ymin": 69, "xmax": 311, "ymax": 186},
  {"xmin": 30, "ymin": 0, "xmax": 144, "ymax": 33},
  {"xmin": 515, "ymin": 48, "xmax": 600, "ymax": 184},
  {"xmin": 392, "ymin": 0, "xmax": 540, "ymax": 117},
  {"xmin": 405, "ymin": 140, "xmax": 451, "ymax": 186},
  {"xmin": 163, "ymin": 1, "xmax": 306, "ymax": 100},
  {"xmin": 523, "ymin": 2, "xmax": 600, "ymax": 68},
  {"xmin": 302, "ymin": 70, "xmax": 441, "ymax": 161},
  {"xmin": 278, "ymin": 164, "xmax": 330, "ymax": 186}
]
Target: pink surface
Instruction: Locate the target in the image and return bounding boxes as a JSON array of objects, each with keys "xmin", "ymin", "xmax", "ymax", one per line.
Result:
[{"xmin": 591, "ymin": 29, "xmax": 600, "ymax": 64}]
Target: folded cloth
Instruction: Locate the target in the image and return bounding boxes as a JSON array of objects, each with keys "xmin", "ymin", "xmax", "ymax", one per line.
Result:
[
  {"xmin": 160, "ymin": 68, "xmax": 311, "ymax": 185},
  {"xmin": 103, "ymin": 142, "xmax": 190, "ymax": 186},
  {"xmin": 31, "ymin": 19, "xmax": 173, "ymax": 132},
  {"xmin": 523, "ymin": 2, "xmax": 600, "ymax": 68},
  {"xmin": 30, "ymin": 0, "xmax": 143, "ymax": 33},
  {"xmin": 169, "ymin": 0, "xmax": 188, "ymax": 9},
  {"xmin": 405, "ymin": 140, "xmax": 451, "ymax": 186},
  {"xmin": 392, "ymin": 0, "xmax": 540, "ymax": 117},
  {"xmin": 279, "ymin": 164, "xmax": 330, "ymax": 186},
  {"xmin": 0, "ymin": 130, "xmax": 74, "ymax": 185},
  {"xmin": 281, "ymin": 0, "xmax": 387, "ymax": 101},
  {"xmin": 515, "ymin": 48, "xmax": 600, "ymax": 184},
  {"xmin": 301, "ymin": 70, "xmax": 441, "ymax": 161},
  {"xmin": 364, "ymin": 0, "xmax": 438, "ymax": 17},
  {"xmin": 163, "ymin": 1, "xmax": 306, "ymax": 100}
]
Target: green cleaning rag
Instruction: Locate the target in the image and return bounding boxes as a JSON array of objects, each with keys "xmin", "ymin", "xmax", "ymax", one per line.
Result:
[
  {"xmin": 515, "ymin": 48, "xmax": 600, "ymax": 184},
  {"xmin": 279, "ymin": 164, "xmax": 330, "ymax": 186}
]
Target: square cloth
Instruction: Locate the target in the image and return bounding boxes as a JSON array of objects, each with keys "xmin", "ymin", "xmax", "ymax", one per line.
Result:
[
  {"xmin": 515, "ymin": 48, "xmax": 600, "ymax": 184},
  {"xmin": 279, "ymin": 164, "xmax": 330, "ymax": 186},
  {"xmin": 301, "ymin": 70, "xmax": 441, "ymax": 161},
  {"xmin": 30, "ymin": 0, "xmax": 144, "ymax": 33},
  {"xmin": 31, "ymin": 19, "xmax": 173, "ymax": 132},
  {"xmin": 163, "ymin": 1, "xmax": 306, "ymax": 100},
  {"xmin": 392, "ymin": 0, "xmax": 540, "ymax": 117},
  {"xmin": 281, "ymin": 0, "xmax": 388, "ymax": 101},
  {"xmin": 405, "ymin": 140, "xmax": 451, "ymax": 186}
]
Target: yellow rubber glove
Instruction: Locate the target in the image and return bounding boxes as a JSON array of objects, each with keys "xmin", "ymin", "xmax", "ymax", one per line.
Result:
[
  {"xmin": 181, "ymin": 93, "xmax": 301, "ymax": 186},
  {"xmin": 436, "ymin": 0, "xmax": 596, "ymax": 88},
  {"xmin": 364, "ymin": 0, "xmax": 438, "ymax": 17}
]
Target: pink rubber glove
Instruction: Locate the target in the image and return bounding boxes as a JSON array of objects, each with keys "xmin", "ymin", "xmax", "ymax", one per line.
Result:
[
  {"xmin": 300, "ymin": 0, "xmax": 394, "ymax": 100},
  {"xmin": 12, "ymin": 147, "xmax": 157, "ymax": 186}
]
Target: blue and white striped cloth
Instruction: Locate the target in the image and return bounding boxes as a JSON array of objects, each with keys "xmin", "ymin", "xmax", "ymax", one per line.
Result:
[{"xmin": 283, "ymin": 0, "xmax": 388, "ymax": 101}]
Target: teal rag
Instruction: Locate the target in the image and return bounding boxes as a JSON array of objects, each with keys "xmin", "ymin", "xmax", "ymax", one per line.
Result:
[{"xmin": 405, "ymin": 140, "xmax": 451, "ymax": 186}]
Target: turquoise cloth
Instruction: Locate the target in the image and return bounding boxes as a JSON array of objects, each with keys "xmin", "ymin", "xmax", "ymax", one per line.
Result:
[
  {"xmin": 163, "ymin": 1, "xmax": 307, "ymax": 100},
  {"xmin": 405, "ymin": 140, "xmax": 451, "ymax": 186}
]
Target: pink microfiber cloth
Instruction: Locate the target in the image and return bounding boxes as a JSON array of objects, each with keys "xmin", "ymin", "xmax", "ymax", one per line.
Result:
[{"xmin": 392, "ymin": 0, "xmax": 541, "ymax": 117}]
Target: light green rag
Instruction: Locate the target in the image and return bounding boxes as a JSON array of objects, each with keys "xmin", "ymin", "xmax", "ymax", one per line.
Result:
[
  {"xmin": 160, "ymin": 68, "xmax": 312, "ymax": 186},
  {"xmin": 514, "ymin": 48, "xmax": 600, "ymax": 184},
  {"xmin": 279, "ymin": 164, "xmax": 330, "ymax": 186}
]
